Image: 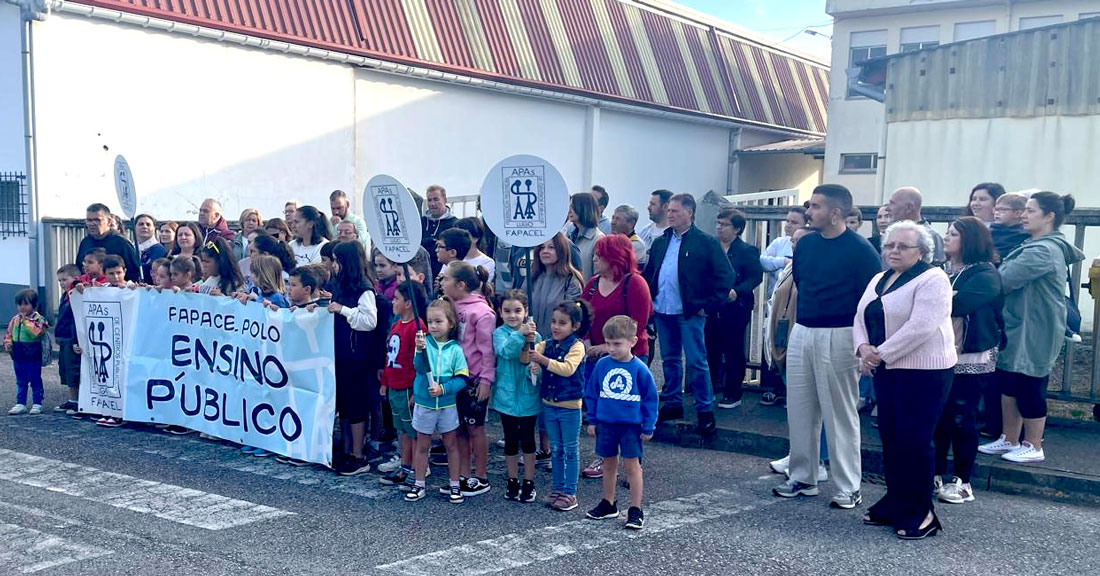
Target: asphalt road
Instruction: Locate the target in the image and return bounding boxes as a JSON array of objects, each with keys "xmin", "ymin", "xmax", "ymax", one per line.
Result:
[{"xmin": 1, "ymin": 372, "xmax": 1099, "ymax": 575}]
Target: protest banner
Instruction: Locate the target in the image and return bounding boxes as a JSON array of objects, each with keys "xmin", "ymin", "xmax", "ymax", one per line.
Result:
[
  {"xmin": 362, "ymin": 174, "xmax": 422, "ymax": 264},
  {"xmin": 73, "ymin": 288, "xmax": 336, "ymax": 466},
  {"xmin": 478, "ymin": 154, "xmax": 570, "ymax": 248}
]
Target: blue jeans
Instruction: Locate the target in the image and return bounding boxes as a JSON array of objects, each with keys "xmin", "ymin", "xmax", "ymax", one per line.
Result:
[
  {"xmin": 543, "ymin": 405, "xmax": 580, "ymax": 495},
  {"xmin": 655, "ymin": 313, "xmax": 714, "ymax": 414},
  {"xmin": 14, "ymin": 360, "xmax": 44, "ymax": 406}
]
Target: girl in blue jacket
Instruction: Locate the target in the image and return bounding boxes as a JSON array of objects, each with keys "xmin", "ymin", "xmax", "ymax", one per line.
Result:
[
  {"xmin": 407, "ymin": 298, "xmax": 469, "ymax": 504},
  {"xmin": 491, "ymin": 290, "xmax": 542, "ymax": 503}
]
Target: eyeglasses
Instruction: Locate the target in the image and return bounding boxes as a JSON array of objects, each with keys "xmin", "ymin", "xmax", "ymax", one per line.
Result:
[{"xmin": 882, "ymin": 243, "xmax": 919, "ymax": 252}]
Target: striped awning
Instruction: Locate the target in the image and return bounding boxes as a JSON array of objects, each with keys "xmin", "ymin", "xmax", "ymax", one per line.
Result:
[{"xmin": 71, "ymin": 0, "xmax": 829, "ymax": 135}]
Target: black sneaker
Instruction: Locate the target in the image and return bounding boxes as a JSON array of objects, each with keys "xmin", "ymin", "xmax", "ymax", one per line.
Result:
[
  {"xmin": 404, "ymin": 485, "xmax": 427, "ymax": 502},
  {"xmin": 429, "ymin": 452, "xmax": 449, "ymax": 467},
  {"xmin": 504, "ymin": 478, "xmax": 521, "ymax": 501},
  {"xmin": 380, "ymin": 471, "xmax": 408, "ymax": 487},
  {"xmin": 716, "ymin": 397, "xmax": 742, "ymax": 409},
  {"xmin": 586, "ymin": 499, "xmax": 619, "ymax": 520},
  {"xmin": 164, "ymin": 425, "xmax": 191, "ymax": 435},
  {"xmin": 534, "ymin": 450, "xmax": 552, "ymax": 468},
  {"xmin": 657, "ymin": 405, "xmax": 684, "ymax": 423},
  {"xmin": 625, "ymin": 506, "xmax": 644, "ymax": 530},
  {"xmin": 274, "ymin": 455, "xmax": 309, "ymax": 467},
  {"xmin": 520, "ymin": 480, "xmax": 537, "ymax": 503},
  {"xmin": 697, "ymin": 411, "xmax": 717, "ymax": 436},
  {"xmin": 399, "ymin": 474, "xmax": 418, "ymax": 492},
  {"xmin": 449, "ymin": 485, "xmax": 464, "ymax": 503},
  {"xmin": 54, "ymin": 401, "xmax": 78, "ymax": 413},
  {"xmin": 362, "ymin": 445, "xmax": 384, "ymax": 464},
  {"xmin": 337, "ymin": 457, "xmax": 372, "ymax": 477},
  {"xmin": 462, "ymin": 477, "xmax": 491, "ymax": 496},
  {"xmin": 441, "ymin": 476, "xmax": 466, "ymax": 495}
]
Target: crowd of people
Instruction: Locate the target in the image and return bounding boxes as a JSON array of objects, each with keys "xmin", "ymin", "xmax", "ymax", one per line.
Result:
[{"xmin": 2, "ymin": 181, "xmax": 1085, "ymax": 536}]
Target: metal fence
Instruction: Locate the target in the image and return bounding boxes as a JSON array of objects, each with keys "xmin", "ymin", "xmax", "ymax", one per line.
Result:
[{"xmin": 736, "ymin": 204, "xmax": 1100, "ymax": 407}]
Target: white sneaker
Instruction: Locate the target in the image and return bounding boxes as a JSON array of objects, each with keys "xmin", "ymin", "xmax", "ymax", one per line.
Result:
[
  {"xmin": 769, "ymin": 455, "xmax": 789, "ymax": 475},
  {"xmin": 1002, "ymin": 441, "xmax": 1045, "ymax": 463},
  {"xmin": 8, "ymin": 404, "xmax": 27, "ymax": 415},
  {"xmin": 978, "ymin": 434, "xmax": 1019, "ymax": 455},
  {"xmin": 938, "ymin": 477, "xmax": 975, "ymax": 504},
  {"xmin": 495, "ymin": 439, "xmax": 506, "ymax": 449},
  {"xmin": 28, "ymin": 404, "xmax": 42, "ymax": 415},
  {"xmin": 377, "ymin": 454, "xmax": 403, "ymax": 473},
  {"xmin": 817, "ymin": 463, "xmax": 829, "ymax": 483},
  {"xmin": 933, "ymin": 475, "xmax": 944, "ymax": 495}
]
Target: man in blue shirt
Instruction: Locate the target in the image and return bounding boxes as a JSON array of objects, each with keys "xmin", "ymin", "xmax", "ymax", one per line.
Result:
[{"xmin": 642, "ymin": 194, "xmax": 734, "ymax": 435}]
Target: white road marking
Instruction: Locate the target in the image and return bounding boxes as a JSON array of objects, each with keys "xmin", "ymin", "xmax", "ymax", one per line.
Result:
[
  {"xmin": 375, "ymin": 487, "xmax": 778, "ymax": 575},
  {"xmin": 3, "ymin": 419, "xmax": 390, "ymax": 499},
  {"xmin": 0, "ymin": 521, "xmax": 112, "ymax": 573},
  {"xmin": 0, "ymin": 449, "xmax": 293, "ymax": 530}
]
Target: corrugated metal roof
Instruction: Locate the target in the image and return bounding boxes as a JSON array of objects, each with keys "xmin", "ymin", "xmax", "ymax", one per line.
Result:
[
  {"xmin": 69, "ymin": 0, "xmax": 829, "ymax": 134},
  {"xmin": 737, "ymin": 138, "xmax": 825, "ymax": 155},
  {"xmin": 875, "ymin": 17, "xmax": 1100, "ymax": 122}
]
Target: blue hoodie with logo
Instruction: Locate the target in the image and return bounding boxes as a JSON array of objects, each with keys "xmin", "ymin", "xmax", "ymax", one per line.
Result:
[{"xmin": 584, "ymin": 355, "xmax": 659, "ymax": 435}]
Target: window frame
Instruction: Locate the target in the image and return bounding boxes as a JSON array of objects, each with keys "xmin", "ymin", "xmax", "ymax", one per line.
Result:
[{"xmin": 839, "ymin": 153, "xmax": 879, "ymax": 174}]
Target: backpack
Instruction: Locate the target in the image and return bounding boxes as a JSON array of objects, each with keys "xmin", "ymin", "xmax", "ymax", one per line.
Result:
[
  {"xmin": 1041, "ymin": 238, "xmax": 1082, "ymax": 335},
  {"xmin": 41, "ymin": 329, "xmax": 55, "ymax": 367}
]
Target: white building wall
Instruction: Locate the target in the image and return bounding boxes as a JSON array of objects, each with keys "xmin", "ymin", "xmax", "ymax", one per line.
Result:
[
  {"xmin": 353, "ymin": 72, "xmax": 587, "ymax": 208},
  {"xmin": 824, "ymin": 0, "xmax": 1100, "ymax": 205},
  {"xmin": 593, "ymin": 110, "xmax": 730, "ymax": 213},
  {"xmin": 0, "ymin": 3, "xmax": 30, "ymax": 290},
  {"xmin": 32, "ymin": 14, "xmax": 356, "ymax": 221}
]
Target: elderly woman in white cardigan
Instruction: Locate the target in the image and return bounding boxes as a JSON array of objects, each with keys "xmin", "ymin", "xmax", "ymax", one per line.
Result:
[{"xmin": 853, "ymin": 220, "xmax": 957, "ymax": 540}]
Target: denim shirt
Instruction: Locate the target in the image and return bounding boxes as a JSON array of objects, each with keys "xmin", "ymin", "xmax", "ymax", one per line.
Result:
[{"xmin": 654, "ymin": 230, "xmax": 684, "ymax": 315}]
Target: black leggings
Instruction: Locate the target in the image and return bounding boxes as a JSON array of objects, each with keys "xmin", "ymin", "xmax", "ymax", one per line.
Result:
[
  {"xmin": 500, "ymin": 414, "xmax": 537, "ymax": 456},
  {"xmin": 933, "ymin": 372, "xmax": 986, "ymax": 483}
]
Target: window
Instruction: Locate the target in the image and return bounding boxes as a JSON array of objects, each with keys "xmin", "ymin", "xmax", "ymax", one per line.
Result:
[
  {"xmin": 900, "ymin": 26, "xmax": 940, "ymax": 53},
  {"xmin": 0, "ymin": 173, "xmax": 28, "ymax": 238},
  {"xmin": 840, "ymin": 154, "xmax": 878, "ymax": 174},
  {"xmin": 954, "ymin": 20, "xmax": 997, "ymax": 42},
  {"xmin": 848, "ymin": 30, "xmax": 887, "ymax": 98},
  {"xmin": 1019, "ymin": 15, "xmax": 1063, "ymax": 30}
]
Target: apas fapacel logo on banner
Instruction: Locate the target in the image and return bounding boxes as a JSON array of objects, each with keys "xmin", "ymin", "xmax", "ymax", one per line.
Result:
[
  {"xmin": 503, "ymin": 165, "xmax": 546, "ymax": 231},
  {"xmin": 84, "ymin": 301, "xmax": 124, "ymax": 400}
]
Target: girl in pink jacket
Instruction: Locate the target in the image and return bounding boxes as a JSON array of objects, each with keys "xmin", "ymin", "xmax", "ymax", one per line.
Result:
[{"xmin": 441, "ymin": 260, "xmax": 497, "ymax": 497}]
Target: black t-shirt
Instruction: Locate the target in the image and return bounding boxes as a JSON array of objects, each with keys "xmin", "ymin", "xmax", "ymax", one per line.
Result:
[
  {"xmin": 76, "ymin": 232, "xmax": 141, "ymax": 283},
  {"xmin": 793, "ymin": 229, "xmax": 881, "ymax": 328}
]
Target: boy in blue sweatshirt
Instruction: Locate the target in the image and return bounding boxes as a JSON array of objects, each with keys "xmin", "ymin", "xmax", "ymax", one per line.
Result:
[{"xmin": 584, "ymin": 315, "xmax": 658, "ymax": 529}]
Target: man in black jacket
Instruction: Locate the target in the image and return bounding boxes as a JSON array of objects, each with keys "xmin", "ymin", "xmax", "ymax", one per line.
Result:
[
  {"xmin": 76, "ymin": 203, "xmax": 140, "ymax": 283},
  {"xmin": 642, "ymin": 194, "xmax": 735, "ymax": 435},
  {"xmin": 708, "ymin": 208, "xmax": 763, "ymax": 409},
  {"xmin": 420, "ymin": 185, "xmax": 458, "ymax": 278}
]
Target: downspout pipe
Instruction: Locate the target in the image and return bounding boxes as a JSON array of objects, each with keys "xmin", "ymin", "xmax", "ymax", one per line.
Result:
[{"xmin": 14, "ymin": 0, "xmax": 49, "ymax": 295}]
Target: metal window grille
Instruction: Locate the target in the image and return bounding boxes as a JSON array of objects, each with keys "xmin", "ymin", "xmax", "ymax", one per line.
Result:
[{"xmin": 0, "ymin": 172, "xmax": 28, "ymax": 238}]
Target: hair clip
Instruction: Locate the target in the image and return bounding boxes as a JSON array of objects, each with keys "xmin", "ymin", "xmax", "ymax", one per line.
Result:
[{"xmin": 204, "ymin": 241, "xmax": 219, "ymax": 254}]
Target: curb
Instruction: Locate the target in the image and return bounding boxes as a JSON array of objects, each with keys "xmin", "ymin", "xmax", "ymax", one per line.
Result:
[{"xmin": 652, "ymin": 420, "xmax": 1100, "ymax": 507}]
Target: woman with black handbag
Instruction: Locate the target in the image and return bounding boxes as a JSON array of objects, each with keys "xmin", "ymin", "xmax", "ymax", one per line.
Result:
[{"xmin": 933, "ymin": 217, "xmax": 1003, "ymax": 505}]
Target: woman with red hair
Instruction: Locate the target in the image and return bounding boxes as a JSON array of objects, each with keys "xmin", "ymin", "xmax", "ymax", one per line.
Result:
[{"xmin": 580, "ymin": 234, "xmax": 654, "ymax": 479}]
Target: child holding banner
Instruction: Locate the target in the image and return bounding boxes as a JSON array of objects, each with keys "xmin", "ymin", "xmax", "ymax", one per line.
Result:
[
  {"xmin": 492, "ymin": 290, "xmax": 541, "ymax": 503},
  {"xmin": 379, "ymin": 282, "xmax": 428, "ymax": 490},
  {"xmin": 442, "ymin": 261, "xmax": 496, "ymax": 497},
  {"xmin": 407, "ymin": 298, "xmax": 467, "ymax": 503},
  {"xmin": 5, "ymin": 289, "xmax": 48, "ymax": 415}
]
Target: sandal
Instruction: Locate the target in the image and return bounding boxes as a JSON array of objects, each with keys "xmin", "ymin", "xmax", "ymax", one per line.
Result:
[
  {"xmin": 862, "ymin": 512, "xmax": 890, "ymax": 527},
  {"xmin": 896, "ymin": 515, "xmax": 942, "ymax": 540}
]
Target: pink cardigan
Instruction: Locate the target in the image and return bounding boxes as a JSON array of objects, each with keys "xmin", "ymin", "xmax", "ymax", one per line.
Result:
[{"xmin": 853, "ymin": 267, "xmax": 957, "ymax": 370}]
